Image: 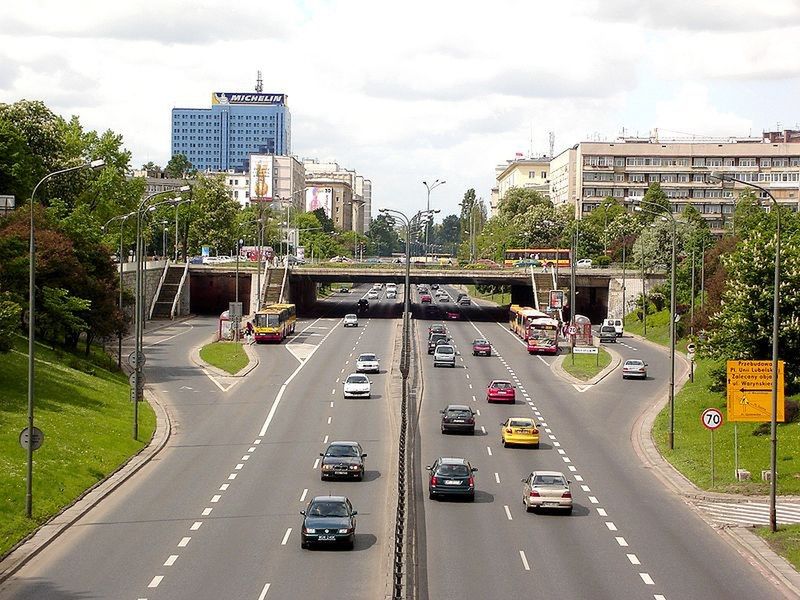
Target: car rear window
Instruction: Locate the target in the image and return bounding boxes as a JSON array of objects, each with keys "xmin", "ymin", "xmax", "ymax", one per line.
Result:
[
  {"xmin": 533, "ymin": 475, "xmax": 566, "ymax": 486},
  {"xmin": 492, "ymin": 381, "xmax": 511, "ymax": 389},
  {"xmin": 436, "ymin": 465, "xmax": 469, "ymax": 477},
  {"xmin": 437, "ymin": 347, "xmax": 454, "ymax": 354},
  {"xmin": 510, "ymin": 419, "xmax": 533, "ymax": 427}
]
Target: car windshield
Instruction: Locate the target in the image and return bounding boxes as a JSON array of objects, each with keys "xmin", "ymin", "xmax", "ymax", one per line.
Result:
[
  {"xmin": 435, "ymin": 464, "xmax": 470, "ymax": 477},
  {"xmin": 326, "ymin": 445, "xmax": 360, "ymax": 457},
  {"xmin": 308, "ymin": 501, "xmax": 350, "ymax": 517},
  {"xmin": 345, "ymin": 314, "xmax": 357, "ymax": 319},
  {"xmin": 492, "ymin": 381, "xmax": 511, "ymax": 389},
  {"xmin": 437, "ymin": 347, "xmax": 454, "ymax": 354},
  {"xmin": 473, "ymin": 339, "xmax": 488, "ymax": 345},
  {"xmin": 347, "ymin": 375, "xmax": 368, "ymax": 384},
  {"xmin": 510, "ymin": 419, "xmax": 533, "ymax": 428},
  {"xmin": 533, "ymin": 474, "xmax": 567, "ymax": 487},
  {"xmin": 359, "ymin": 354, "xmax": 376, "ymax": 361}
]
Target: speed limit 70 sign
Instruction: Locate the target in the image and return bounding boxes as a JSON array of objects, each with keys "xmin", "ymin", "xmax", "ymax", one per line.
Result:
[{"xmin": 701, "ymin": 408, "xmax": 723, "ymax": 430}]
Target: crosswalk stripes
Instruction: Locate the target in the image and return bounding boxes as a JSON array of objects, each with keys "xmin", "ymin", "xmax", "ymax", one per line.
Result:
[{"xmin": 695, "ymin": 501, "xmax": 800, "ymax": 526}]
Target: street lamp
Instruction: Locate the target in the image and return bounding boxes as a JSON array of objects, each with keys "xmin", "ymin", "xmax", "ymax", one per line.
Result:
[
  {"xmin": 103, "ymin": 210, "xmax": 140, "ymax": 369},
  {"xmin": 711, "ymin": 171, "xmax": 781, "ymax": 532},
  {"xmin": 423, "ymin": 179, "xmax": 446, "ymax": 261},
  {"xmin": 634, "ymin": 200, "xmax": 678, "ymax": 451},
  {"xmin": 26, "ymin": 158, "xmax": 105, "ymax": 518},
  {"xmin": 161, "ymin": 220, "xmax": 169, "ymax": 259},
  {"xmin": 174, "ymin": 198, "xmax": 192, "ymax": 261}
]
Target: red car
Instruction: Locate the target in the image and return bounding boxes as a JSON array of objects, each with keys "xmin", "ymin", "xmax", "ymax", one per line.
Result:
[
  {"xmin": 486, "ymin": 380, "xmax": 516, "ymax": 403},
  {"xmin": 420, "ymin": 294, "xmax": 432, "ymax": 303},
  {"xmin": 446, "ymin": 309, "xmax": 460, "ymax": 320},
  {"xmin": 472, "ymin": 339, "xmax": 491, "ymax": 356}
]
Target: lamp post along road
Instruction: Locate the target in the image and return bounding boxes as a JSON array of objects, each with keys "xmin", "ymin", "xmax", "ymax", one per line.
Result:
[
  {"xmin": 711, "ymin": 171, "xmax": 781, "ymax": 532},
  {"xmin": 422, "ymin": 179, "xmax": 445, "ymax": 261},
  {"xmin": 26, "ymin": 159, "xmax": 105, "ymax": 518}
]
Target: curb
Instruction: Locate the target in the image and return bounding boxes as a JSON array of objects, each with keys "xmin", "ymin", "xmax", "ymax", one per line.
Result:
[
  {"xmin": 0, "ymin": 387, "xmax": 173, "ymax": 584},
  {"xmin": 551, "ymin": 345, "xmax": 622, "ymax": 386}
]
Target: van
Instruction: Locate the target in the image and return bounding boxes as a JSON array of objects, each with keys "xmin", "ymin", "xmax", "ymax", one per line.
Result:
[
  {"xmin": 599, "ymin": 325, "xmax": 617, "ymax": 343},
  {"xmin": 603, "ymin": 318, "xmax": 623, "ymax": 337}
]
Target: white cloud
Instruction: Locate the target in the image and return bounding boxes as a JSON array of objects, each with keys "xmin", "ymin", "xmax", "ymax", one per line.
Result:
[{"xmin": 653, "ymin": 83, "xmax": 753, "ymax": 136}]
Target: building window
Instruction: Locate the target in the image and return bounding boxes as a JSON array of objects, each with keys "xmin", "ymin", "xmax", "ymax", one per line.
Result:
[
  {"xmin": 739, "ymin": 158, "xmax": 757, "ymax": 167},
  {"xmin": 629, "ymin": 174, "xmax": 645, "ymax": 183},
  {"xmin": 760, "ymin": 157, "xmax": 772, "ymax": 167},
  {"xmin": 723, "ymin": 158, "xmax": 735, "ymax": 166},
  {"xmin": 540, "ymin": 171, "xmax": 547, "ymax": 178},
  {"xmin": 707, "ymin": 158, "xmax": 722, "ymax": 167},
  {"xmin": 692, "ymin": 157, "xmax": 706, "ymax": 167}
]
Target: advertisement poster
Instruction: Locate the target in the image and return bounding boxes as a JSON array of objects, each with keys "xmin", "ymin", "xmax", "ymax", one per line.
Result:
[
  {"xmin": 249, "ymin": 155, "xmax": 273, "ymax": 202},
  {"xmin": 305, "ymin": 187, "xmax": 332, "ymax": 217}
]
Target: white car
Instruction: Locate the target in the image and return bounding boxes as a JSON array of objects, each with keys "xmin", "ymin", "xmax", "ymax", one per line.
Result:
[
  {"xmin": 433, "ymin": 344, "xmax": 456, "ymax": 368},
  {"xmin": 387, "ymin": 290, "xmax": 397, "ymax": 299},
  {"xmin": 343, "ymin": 373, "xmax": 372, "ymax": 398},
  {"xmin": 522, "ymin": 470, "xmax": 573, "ymax": 514},
  {"xmin": 622, "ymin": 359, "xmax": 648, "ymax": 379},
  {"xmin": 367, "ymin": 290, "xmax": 379, "ymax": 299},
  {"xmin": 343, "ymin": 314, "xmax": 358, "ymax": 327},
  {"xmin": 576, "ymin": 258, "xmax": 593, "ymax": 268},
  {"xmin": 356, "ymin": 353, "xmax": 380, "ymax": 373}
]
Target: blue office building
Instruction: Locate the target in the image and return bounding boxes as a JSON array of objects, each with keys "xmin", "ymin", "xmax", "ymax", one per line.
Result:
[{"xmin": 171, "ymin": 92, "xmax": 291, "ymax": 172}]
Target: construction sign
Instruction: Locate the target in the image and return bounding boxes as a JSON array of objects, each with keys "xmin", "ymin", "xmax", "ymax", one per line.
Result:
[{"xmin": 726, "ymin": 360, "xmax": 785, "ymax": 423}]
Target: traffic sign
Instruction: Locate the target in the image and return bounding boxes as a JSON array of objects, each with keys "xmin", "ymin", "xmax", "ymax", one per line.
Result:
[
  {"xmin": 573, "ymin": 346, "xmax": 598, "ymax": 355},
  {"xmin": 701, "ymin": 408, "xmax": 724, "ymax": 431},
  {"xmin": 19, "ymin": 427, "xmax": 45, "ymax": 451},
  {"xmin": 726, "ymin": 360, "xmax": 785, "ymax": 423},
  {"xmin": 567, "ymin": 325, "xmax": 578, "ymax": 336},
  {"xmin": 128, "ymin": 373, "xmax": 145, "ymax": 389},
  {"xmin": 127, "ymin": 351, "xmax": 146, "ymax": 369},
  {"xmin": 549, "ymin": 290, "xmax": 564, "ymax": 310}
]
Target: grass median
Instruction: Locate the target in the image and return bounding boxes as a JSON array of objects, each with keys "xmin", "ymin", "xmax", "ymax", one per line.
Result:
[
  {"xmin": 465, "ymin": 285, "xmax": 511, "ymax": 306},
  {"xmin": 199, "ymin": 341, "xmax": 249, "ymax": 374},
  {"xmin": 0, "ymin": 336, "xmax": 156, "ymax": 558},
  {"xmin": 561, "ymin": 347, "xmax": 612, "ymax": 380}
]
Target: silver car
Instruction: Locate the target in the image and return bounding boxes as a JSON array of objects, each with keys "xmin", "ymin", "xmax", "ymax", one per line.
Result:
[
  {"xmin": 356, "ymin": 353, "xmax": 380, "ymax": 373},
  {"xmin": 622, "ymin": 359, "xmax": 648, "ymax": 379},
  {"xmin": 522, "ymin": 470, "xmax": 573, "ymax": 514},
  {"xmin": 433, "ymin": 344, "xmax": 456, "ymax": 368}
]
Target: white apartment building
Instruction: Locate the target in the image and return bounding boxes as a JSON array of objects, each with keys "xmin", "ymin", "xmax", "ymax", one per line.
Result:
[
  {"xmin": 222, "ymin": 154, "xmax": 304, "ymax": 208},
  {"xmin": 549, "ymin": 131, "xmax": 800, "ymax": 230},
  {"xmin": 492, "ymin": 156, "xmax": 551, "ymax": 216}
]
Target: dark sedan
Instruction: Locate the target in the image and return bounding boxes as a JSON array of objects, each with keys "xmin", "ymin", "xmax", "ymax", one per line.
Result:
[
  {"xmin": 300, "ymin": 496, "xmax": 358, "ymax": 549},
  {"xmin": 428, "ymin": 333, "xmax": 449, "ymax": 354},
  {"xmin": 472, "ymin": 338, "xmax": 491, "ymax": 356},
  {"xmin": 440, "ymin": 404, "xmax": 476, "ymax": 435},
  {"xmin": 427, "ymin": 457, "xmax": 477, "ymax": 501},
  {"xmin": 320, "ymin": 441, "xmax": 367, "ymax": 480}
]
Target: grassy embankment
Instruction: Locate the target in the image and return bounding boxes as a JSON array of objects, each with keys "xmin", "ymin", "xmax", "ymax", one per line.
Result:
[
  {"xmin": 561, "ymin": 347, "xmax": 612, "ymax": 381},
  {"xmin": 465, "ymin": 284, "xmax": 511, "ymax": 306},
  {"xmin": 625, "ymin": 309, "xmax": 800, "ymax": 568},
  {"xmin": 0, "ymin": 336, "xmax": 155, "ymax": 558},
  {"xmin": 199, "ymin": 342, "xmax": 249, "ymax": 375}
]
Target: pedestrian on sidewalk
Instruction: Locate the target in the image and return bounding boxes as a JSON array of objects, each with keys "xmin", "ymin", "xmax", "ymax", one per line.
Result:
[{"xmin": 245, "ymin": 320, "xmax": 254, "ymax": 344}]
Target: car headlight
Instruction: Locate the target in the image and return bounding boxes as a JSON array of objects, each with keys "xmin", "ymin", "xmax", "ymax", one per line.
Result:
[
  {"xmin": 322, "ymin": 464, "xmax": 334, "ymax": 471},
  {"xmin": 349, "ymin": 465, "xmax": 360, "ymax": 470},
  {"xmin": 338, "ymin": 528, "xmax": 352, "ymax": 534},
  {"xmin": 304, "ymin": 528, "xmax": 316, "ymax": 534}
]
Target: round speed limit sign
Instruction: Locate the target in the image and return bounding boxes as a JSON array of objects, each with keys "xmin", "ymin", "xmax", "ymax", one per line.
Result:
[{"xmin": 701, "ymin": 408, "xmax": 723, "ymax": 431}]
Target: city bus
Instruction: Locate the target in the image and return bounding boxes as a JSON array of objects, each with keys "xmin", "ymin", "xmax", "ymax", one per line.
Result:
[
  {"xmin": 253, "ymin": 303, "xmax": 296, "ymax": 342},
  {"xmin": 504, "ymin": 248, "xmax": 571, "ymax": 269},
  {"xmin": 509, "ymin": 304, "xmax": 560, "ymax": 354}
]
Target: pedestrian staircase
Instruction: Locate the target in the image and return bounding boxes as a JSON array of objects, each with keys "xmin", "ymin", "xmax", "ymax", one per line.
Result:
[
  {"xmin": 259, "ymin": 267, "xmax": 283, "ymax": 308},
  {"xmin": 151, "ymin": 264, "xmax": 185, "ymax": 319}
]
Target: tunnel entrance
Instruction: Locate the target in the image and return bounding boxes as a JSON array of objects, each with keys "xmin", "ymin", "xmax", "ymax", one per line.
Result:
[{"xmin": 190, "ymin": 272, "xmax": 252, "ymax": 315}]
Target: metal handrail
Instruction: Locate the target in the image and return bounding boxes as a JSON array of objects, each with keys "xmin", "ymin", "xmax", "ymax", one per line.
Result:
[
  {"xmin": 148, "ymin": 260, "xmax": 170, "ymax": 320},
  {"xmin": 170, "ymin": 260, "xmax": 189, "ymax": 319}
]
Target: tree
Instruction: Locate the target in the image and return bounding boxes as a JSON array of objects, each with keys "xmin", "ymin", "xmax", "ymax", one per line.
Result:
[
  {"xmin": 366, "ymin": 213, "xmax": 402, "ymax": 256},
  {"xmin": 639, "ymin": 183, "xmax": 671, "ymax": 222},
  {"xmin": 0, "ymin": 291, "xmax": 21, "ymax": 352},
  {"xmin": 312, "ymin": 208, "xmax": 335, "ymax": 233},
  {"xmin": 497, "ymin": 187, "xmax": 550, "ymax": 218},
  {"xmin": 165, "ymin": 153, "xmax": 194, "ymax": 178},
  {"xmin": 438, "ymin": 214, "xmax": 461, "ymax": 254},
  {"xmin": 186, "ymin": 174, "xmax": 241, "ymax": 255},
  {"xmin": 141, "ymin": 161, "xmax": 162, "ymax": 177}
]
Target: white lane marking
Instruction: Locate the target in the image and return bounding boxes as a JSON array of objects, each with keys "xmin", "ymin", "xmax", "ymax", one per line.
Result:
[
  {"xmin": 476, "ymin": 409, "xmax": 481, "ymax": 416},
  {"xmin": 235, "ymin": 463, "xmax": 244, "ymax": 470},
  {"xmin": 573, "ymin": 473, "xmax": 582, "ymax": 479},
  {"xmin": 202, "ymin": 507, "xmax": 212, "ymax": 516},
  {"xmin": 553, "ymin": 441, "xmax": 561, "ymax": 447},
  {"xmin": 300, "ymin": 488, "xmax": 308, "ymax": 502},
  {"xmin": 313, "ymin": 458, "xmax": 320, "ymax": 469},
  {"xmin": 257, "ymin": 583, "xmax": 271, "ymax": 600},
  {"xmin": 639, "ymin": 573, "xmax": 655, "ymax": 585},
  {"xmin": 472, "ymin": 395, "xmax": 476, "ymax": 402},
  {"xmin": 255, "ymin": 439, "xmax": 262, "ymax": 444},
  {"xmin": 537, "ymin": 356, "xmax": 548, "ymax": 365},
  {"xmin": 562, "ymin": 457, "xmax": 571, "ymax": 463},
  {"xmin": 519, "ymin": 550, "xmax": 531, "ymax": 571},
  {"xmin": 540, "ymin": 422, "xmax": 548, "ymax": 427},
  {"xmin": 627, "ymin": 554, "xmax": 641, "ymax": 565},
  {"xmin": 597, "ymin": 508, "xmax": 608, "ymax": 517},
  {"xmin": 606, "ymin": 522, "xmax": 618, "ymax": 531},
  {"xmin": 465, "ymin": 373, "xmax": 470, "ymax": 379},
  {"xmin": 327, "ymin": 416, "xmax": 332, "ymax": 424},
  {"xmin": 504, "ymin": 505, "xmax": 513, "ymax": 520},
  {"xmin": 331, "ymin": 389, "xmax": 336, "ymax": 395},
  {"xmin": 616, "ymin": 537, "xmax": 628, "ymax": 547},
  {"xmin": 341, "ymin": 368, "xmax": 345, "ymax": 373},
  {"xmin": 480, "ymin": 426, "xmax": 486, "ymax": 434},
  {"xmin": 549, "ymin": 435, "xmax": 557, "ymax": 440},
  {"xmin": 573, "ymin": 384, "xmax": 591, "ymax": 393},
  {"xmin": 568, "ymin": 466, "xmax": 577, "ymax": 472},
  {"xmin": 211, "ymin": 494, "xmax": 221, "ymax": 503},
  {"xmin": 148, "ymin": 576, "xmax": 163, "ymax": 588},
  {"xmin": 581, "ymin": 485, "xmax": 590, "ymax": 492},
  {"xmin": 330, "ymin": 401, "xmax": 334, "ymax": 407},
  {"xmin": 164, "ymin": 555, "xmax": 178, "ymax": 566},
  {"xmin": 655, "ymin": 596, "xmax": 666, "ymax": 600},
  {"xmin": 323, "ymin": 435, "xmax": 329, "ymax": 444},
  {"xmin": 468, "ymin": 384, "xmax": 473, "ymax": 389},
  {"xmin": 588, "ymin": 496, "xmax": 599, "ymax": 504},
  {"xmin": 495, "ymin": 472, "xmax": 501, "ymax": 483},
  {"xmin": 557, "ymin": 449, "xmax": 566, "ymax": 455},
  {"xmin": 487, "ymin": 446, "xmax": 493, "ymax": 456},
  {"xmin": 335, "ymin": 378, "xmax": 339, "ymax": 384},
  {"xmin": 248, "ymin": 447, "xmax": 256, "ymax": 452},
  {"xmin": 281, "ymin": 528, "xmax": 292, "ymax": 546},
  {"xmin": 242, "ymin": 455, "xmax": 250, "ymax": 460},
  {"xmin": 203, "ymin": 369, "xmax": 227, "ymax": 391},
  {"xmin": 219, "ymin": 484, "xmax": 229, "ymax": 491},
  {"xmin": 190, "ymin": 521, "xmax": 202, "ymax": 531},
  {"xmin": 178, "ymin": 537, "xmax": 191, "ymax": 547},
  {"xmin": 228, "ymin": 473, "xmax": 237, "ymax": 480}
]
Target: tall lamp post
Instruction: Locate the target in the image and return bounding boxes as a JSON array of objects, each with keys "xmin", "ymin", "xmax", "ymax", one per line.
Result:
[
  {"xmin": 712, "ymin": 171, "xmax": 781, "ymax": 532},
  {"xmin": 422, "ymin": 179, "xmax": 445, "ymax": 261},
  {"xmin": 635, "ymin": 200, "xmax": 678, "ymax": 451},
  {"xmin": 103, "ymin": 210, "xmax": 140, "ymax": 369},
  {"xmin": 26, "ymin": 159, "xmax": 105, "ymax": 518}
]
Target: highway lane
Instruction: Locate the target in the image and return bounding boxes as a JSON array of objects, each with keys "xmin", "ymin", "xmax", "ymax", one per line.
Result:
[
  {"xmin": 415, "ymin": 287, "xmax": 785, "ymax": 600},
  {"xmin": 0, "ymin": 283, "xmax": 401, "ymax": 600}
]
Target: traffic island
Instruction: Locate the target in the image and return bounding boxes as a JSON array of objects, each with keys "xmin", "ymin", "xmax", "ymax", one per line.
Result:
[
  {"xmin": 192, "ymin": 338, "xmax": 258, "ymax": 377},
  {"xmin": 553, "ymin": 346, "xmax": 620, "ymax": 385}
]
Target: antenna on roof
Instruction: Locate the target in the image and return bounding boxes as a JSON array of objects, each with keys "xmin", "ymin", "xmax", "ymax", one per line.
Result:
[
  {"xmin": 548, "ymin": 131, "xmax": 555, "ymax": 158},
  {"xmin": 255, "ymin": 70, "xmax": 263, "ymax": 93},
  {"xmin": 529, "ymin": 121, "xmax": 534, "ymax": 158}
]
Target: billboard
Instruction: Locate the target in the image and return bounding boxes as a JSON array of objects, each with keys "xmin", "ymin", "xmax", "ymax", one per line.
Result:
[
  {"xmin": 305, "ymin": 187, "xmax": 333, "ymax": 217},
  {"xmin": 249, "ymin": 155, "xmax": 273, "ymax": 202},
  {"xmin": 212, "ymin": 92, "xmax": 286, "ymax": 105}
]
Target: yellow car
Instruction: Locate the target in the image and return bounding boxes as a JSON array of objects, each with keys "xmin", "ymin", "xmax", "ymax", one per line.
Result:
[{"xmin": 500, "ymin": 417, "xmax": 540, "ymax": 448}]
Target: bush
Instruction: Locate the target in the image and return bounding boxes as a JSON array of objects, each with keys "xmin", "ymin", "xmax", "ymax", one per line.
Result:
[
  {"xmin": 649, "ymin": 292, "xmax": 666, "ymax": 312},
  {"xmin": 707, "ymin": 361, "xmax": 727, "ymax": 393},
  {"xmin": 594, "ymin": 255, "xmax": 611, "ymax": 268},
  {"xmin": 0, "ymin": 298, "xmax": 21, "ymax": 352}
]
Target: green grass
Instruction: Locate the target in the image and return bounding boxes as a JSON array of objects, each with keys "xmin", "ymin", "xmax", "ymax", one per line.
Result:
[
  {"xmin": 758, "ymin": 525, "xmax": 800, "ymax": 571},
  {"xmin": 624, "ymin": 309, "xmax": 672, "ymax": 347},
  {"xmin": 465, "ymin": 285, "xmax": 511, "ymax": 306},
  {"xmin": 0, "ymin": 336, "xmax": 155, "ymax": 558},
  {"xmin": 199, "ymin": 342, "xmax": 249, "ymax": 374},
  {"xmin": 561, "ymin": 347, "xmax": 612, "ymax": 380}
]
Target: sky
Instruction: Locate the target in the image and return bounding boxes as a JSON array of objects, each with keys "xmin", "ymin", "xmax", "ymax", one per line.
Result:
[{"xmin": 1, "ymin": 0, "xmax": 799, "ymax": 220}]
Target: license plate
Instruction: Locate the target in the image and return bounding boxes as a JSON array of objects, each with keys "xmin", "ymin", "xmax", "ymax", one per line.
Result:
[
  {"xmin": 318, "ymin": 535, "xmax": 336, "ymax": 541},
  {"xmin": 445, "ymin": 480, "xmax": 461, "ymax": 485},
  {"xmin": 453, "ymin": 419, "xmax": 465, "ymax": 423},
  {"xmin": 517, "ymin": 429, "xmax": 530, "ymax": 434},
  {"xmin": 335, "ymin": 471, "xmax": 348, "ymax": 475},
  {"xmin": 542, "ymin": 502, "xmax": 559, "ymax": 507}
]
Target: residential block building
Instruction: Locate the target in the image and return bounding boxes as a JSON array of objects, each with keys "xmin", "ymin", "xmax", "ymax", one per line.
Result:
[{"xmin": 491, "ymin": 157, "xmax": 551, "ymax": 216}]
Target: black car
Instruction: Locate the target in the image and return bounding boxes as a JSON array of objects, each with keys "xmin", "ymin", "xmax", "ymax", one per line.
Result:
[
  {"xmin": 440, "ymin": 404, "xmax": 476, "ymax": 435},
  {"xmin": 427, "ymin": 457, "xmax": 477, "ymax": 501},
  {"xmin": 339, "ymin": 286, "xmax": 350, "ymax": 293},
  {"xmin": 459, "ymin": 297, "xmax": 471, "ymax": 306},
  {"xmin": 300, "ymin": 496, "xmax": 358, "ymax": 549},
  {"xmin": 357, "ymin": 298, "xmax": 369, "ymax": 313},
  {"xmin": 428, "ymin": 333, "xmax": 449, "ymax": 354},
  {"xmin": 456, "ymin": 292, "xmax": 468, "ymax": 303},
  {"xmin": 431, "ymin": 283, "xmax": 439, "ymax": 290},
  {"xmin": 320, "ymin": 441, "xmax": 367, "ymax": 480},
  {"xmin": 428, "ymin": 323, "xmax": 447, "ymax": 336}
]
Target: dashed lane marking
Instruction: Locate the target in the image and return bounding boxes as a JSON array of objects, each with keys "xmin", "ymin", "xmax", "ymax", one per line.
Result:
[
  {"xmin": 281, "ymin": 528, "xmax": 292, "ymax": 545},
  {"xmin": 258, "ymin": 583, "xmax": 272, "ymax": 600},
  {"xmin": 178, "ymin": 537, "xmax": 191, "ymax": 547},
  {"xmin": 164, "ymin": 555, "xmax": 178, "ymax": 566},
  {"xmin": 190, "ymin": 522, "xmax": 202, "ymax": 531},
  {"xmin": 519, "ymin": 550, "xmax": 531, "ymax": 571},
  {"xmin": 504, "ymin": 505, "xmax": 513, "ymax": 520},
  {"xmin": 148, "ymin": 576, "xmax": 163, "ymax": 588}
]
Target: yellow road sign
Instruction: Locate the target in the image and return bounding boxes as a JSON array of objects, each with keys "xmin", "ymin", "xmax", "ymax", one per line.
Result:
[{"xmin": 726, "ymin": 360, "xmax": 785, "ymax": 423}]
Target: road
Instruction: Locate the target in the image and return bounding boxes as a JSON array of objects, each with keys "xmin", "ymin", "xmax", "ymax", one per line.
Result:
[
  {"xmin": 414, "ymin": 284, "xmax": 785, "ymax": 600},
  {"xmin": 0, "ymin": 284, "xmax": 399, "ymax": 600}
]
